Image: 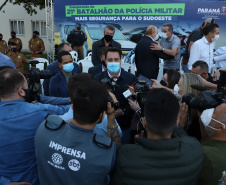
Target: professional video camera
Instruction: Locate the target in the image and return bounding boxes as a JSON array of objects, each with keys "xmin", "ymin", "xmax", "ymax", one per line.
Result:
[
  {"xmin": 24, "ymin": 59, "xmax": 51, "ymax": 102},
  {"xmin": 182, "ymin": 70, "xmax": 226, "ymax": 111}
]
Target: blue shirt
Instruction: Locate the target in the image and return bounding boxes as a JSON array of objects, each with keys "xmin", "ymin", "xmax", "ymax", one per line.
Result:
[
  {"xmin": 60, "ymin": 106, "xmax": 123, "ymax": 138},
  {"xmin": 0, "ymin": 100, "xmax": 70, "ymax": 185}
]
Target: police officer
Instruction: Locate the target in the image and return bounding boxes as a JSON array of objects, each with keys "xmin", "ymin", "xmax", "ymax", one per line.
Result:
[
  {"xmin": 28, "ymin": 31, "xmax": 45, "ymax": 59},
  {"xmin": 35, "ymin": 80, "xmax": 120, "ymax": 185},
  {"xmin": 8, "ymin": 31, "xmax": 23, "ymax": 52},
  {"xmin": 67, "ymin": 23, "xmax": 87, "ymax": 60},
  {"xmin": 6, "ymin": 42, "xmax": 27, "ymax": 74},
  {"xmin": 0, "ymin": 33, "xmax": 7, "ymax": 54}
]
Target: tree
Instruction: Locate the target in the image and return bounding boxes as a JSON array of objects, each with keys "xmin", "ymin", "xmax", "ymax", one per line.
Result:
[{"xmin": 0, "ymin": 0, "xmax": 45, "ymax": 15}]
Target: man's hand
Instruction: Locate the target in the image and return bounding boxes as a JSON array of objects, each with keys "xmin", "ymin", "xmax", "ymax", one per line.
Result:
[
  {"xmin": 107, "ymin": 92, "xmax": 118, "ymax": 119},
  {"xmin": 151, "ymin": 79, "xmax": 163, "ymax": 88},
  {"xmin": 128, "ymin": 99, "xmax": 140, "ymax": 111},
  {"xmin": 128, "ymin": 86, "xmax": 137, "ymax": 96},
  {"xmin": 8, "ymin": 182, "xmax": 32, "ymax": 185},
  {"xmin": 178, "ymin": 102, "xmax": 188, "ymax": 128},
  {"xmin": 150, "ymin": 43, "xmax": 163, "ymax": 51}
]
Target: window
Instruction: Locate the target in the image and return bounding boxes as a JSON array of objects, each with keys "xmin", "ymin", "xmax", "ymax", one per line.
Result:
[
  {"xmin": 10, "ymin": 20, "xmax": 25, "ymax": 35},
  {"xmin": 32, "ymin": 21, "xmax": 47, "ymax": 37}
]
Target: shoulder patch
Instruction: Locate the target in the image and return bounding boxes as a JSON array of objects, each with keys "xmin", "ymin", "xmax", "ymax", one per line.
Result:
[
  {"xmin": 93, "ymin": 134, "xmax": 112, "ymax": 148},
  {"xmin": 45, "ymin": 114, "xmax": 67, "ymax": 130}
]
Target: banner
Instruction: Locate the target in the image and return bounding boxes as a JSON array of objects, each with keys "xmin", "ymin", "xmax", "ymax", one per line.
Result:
[{"xmin": 54, "ymin": 0, "xmax": 226, "ymax": 55}]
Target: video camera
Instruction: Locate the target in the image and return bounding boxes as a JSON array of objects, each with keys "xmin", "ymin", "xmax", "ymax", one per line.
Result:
[
  {"xmin": 182, "ymin": 70, "xmax": 226, "ymax": 111},
  {"xmin": 24, "ymin": 60, "xmax": 51, "ymax": 102}
]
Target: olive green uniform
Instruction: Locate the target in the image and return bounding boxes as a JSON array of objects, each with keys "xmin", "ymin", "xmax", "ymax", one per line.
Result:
[
  {"xmin": 6, "ymin": 51, "xmax": 27, "ymax": 74},
  {"xmin": 28, "ymin": 37, "xmax": 45, "ymax": 58},
  {"xmin": 8, "ymin": 37, "xmax": 23, "ymax": 52},
  {"xmin": 0, "ymin": 40, "xmax": 7, "ymax": 54}
]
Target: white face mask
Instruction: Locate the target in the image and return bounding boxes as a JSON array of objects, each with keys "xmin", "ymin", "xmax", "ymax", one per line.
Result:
[
  {"xmin": 211, "ymin": 34, "xmax": 220, "ymax": 42},
  {"xmin": 201, "ymin": 108, "xmax": 225, "ymax": 130},
  {"xmin": 174, "ymin": 84, "xmax": 182, "ymax": 99}
]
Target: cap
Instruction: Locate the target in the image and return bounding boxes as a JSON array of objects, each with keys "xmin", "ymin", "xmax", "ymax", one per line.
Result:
[
  {"xmin": 76, "ymin": 23, "xmax": 81, "ymax": 26},
  {"xmin": 11, "ymin": 31, "xmax": 16, "ymax": 34}
]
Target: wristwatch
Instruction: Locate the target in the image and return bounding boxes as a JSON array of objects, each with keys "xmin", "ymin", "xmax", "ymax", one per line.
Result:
[{"xmin": 162, "ymin": 47, "xmax": 165, "ymax": 51}]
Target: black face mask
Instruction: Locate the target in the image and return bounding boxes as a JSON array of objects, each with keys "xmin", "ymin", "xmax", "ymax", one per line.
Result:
[
  {"xmin": 101, "ymin": 60, "xmax": 107, "ymax": 68},
  {"xmin": 11, "ymin": 48, "xmax": 17, "ymax": 52},
  {"xmin": 11, "ymin": 35, "xmax": 15, "ymax": 38},
  {"xmin": 22, "ymin": 88, "xmax": 33, "ymax": 103},
  {"xmin": 160, "ymin": 80, "xmax": 167, "ymax": 86},
  {"xmin": 104, "ymin": 34, "xmax": 113, "ymax": 42},
  {"xmin": 0, "ymin": 38, "xmax": 2, "ymax": 41},
  {"xmin": 77, "ymin": 27, "xmax": 81, "ymax": 30},
  {"xmin": 33, "ymin": 35, "xmax": 36, "ymax": 38}
]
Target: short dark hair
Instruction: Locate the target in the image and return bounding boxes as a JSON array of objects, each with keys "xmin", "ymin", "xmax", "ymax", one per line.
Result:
[
  {"xmin": 0, "ymin": 33, "xmax": 2, "ymax": 37},
  {"xmin": 0, "ymin": 69, "xmax": 25, "ymax": 98},
  {"xmin": 11, "ymin": 31, "xmax": 16, "ymax": 35},
  {"xmin": 105, "ymin": 47, "xmax": 122, "ymax": 59},
  {"xmin": 76, "ymin": 22, "xmax": 81, "ymax": 27},
  {"xmin": 163, "ymin": 23, "xmax": 173, "ymax": 32},
  {"xmin": 144, "ymin": 88, "xmax": 179, "ymax": 137},
  {"xmin": 68, "ymin": 73, "xmax": 94, "ymax": 100},
  {"xmin": 72, "ymin": 80, "xmax": 108, "ymax": 125},
  {"xmin": 203, "ymin": 23, "xmax": 219, "ymax": 35},
  {"xmin": 58, "ymin": 43, "xmax": 71, "ymax": 53},
  {"xmin": 192, "ymin": 60, "xmax": 209, "ymax": 73},
  {"xmin": 58, "ymin": 51, "xmax": 72, "ymax": 63},
  {"xmin": 33, "ymin": 31, "xmax": 39, "ymax": 35},
  {"xmin": 166, "ymin": 69, "xmax": 181, "ymax": 89},
  {"xmin": 104, "ymin": 25, "xmax": 115, "ymax": 32}
]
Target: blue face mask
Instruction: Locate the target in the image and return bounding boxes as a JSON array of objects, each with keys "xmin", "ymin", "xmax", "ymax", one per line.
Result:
[
  {"xmin": 107, "ymin": 62, "xmax": 120, "ymax": 74},
  {"xmin": 162, "ymin": 33, "xmax": 168, "ymax": 39},
  {"xmin": 62, "ymin": 63, "xmax": 74, "ymax": 73}
]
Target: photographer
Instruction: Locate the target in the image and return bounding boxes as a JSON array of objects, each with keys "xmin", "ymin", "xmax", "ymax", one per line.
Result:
[
  {"xmin": 0, "ymin": 69, "xmax": 70, "ymax": 185},
  {"xmin": 197, "ymin": 104, "xmax": 226, "ymax": 185},
  {"xmin": 59, "ymin": 73, "xmax": 122, "ymax": 138},
  {"xmin": 112, "ymin": 88, "xmax": 203, "ymax": 185},
  {"xmin": 94, "ymin": 47, "xmax": 137, "ymax": 144},
  {"xmin": 35, "ymin": 80, "xmax": 121, "ymax": 185}
]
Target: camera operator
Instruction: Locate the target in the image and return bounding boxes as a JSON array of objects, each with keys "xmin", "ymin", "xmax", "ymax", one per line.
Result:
[
  {"xmin": 190, "ymin": 60, "xmax": 214, "ymax": 83},
  {"xmin": 0, "ymin": 69, "xmax": 70, "ymax": 185},
  {"xmin": 35, "ymin": 80, "xmax": 121, "ymax": 185},
  {"xmin": 197, "ymin": 104, "xmax": 226, "ymax": 185},
  {"xmin": 59, "ymin": 73, "xmax": 122, "ymax": 138},
  {"xmin": 112, "ymin": 88, "xmax": 203, "ymax": 185},
  {"xmin": 94, "ymin": 47, "xmax": 137, "ymax": 144}
]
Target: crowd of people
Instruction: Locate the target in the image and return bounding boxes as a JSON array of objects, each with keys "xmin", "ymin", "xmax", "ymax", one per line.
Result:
[{"xmin": 0, "ymin": 19, "xmax": 226, "ymax": 185}]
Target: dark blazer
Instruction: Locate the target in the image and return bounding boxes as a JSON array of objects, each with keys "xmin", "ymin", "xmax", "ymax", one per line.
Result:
[
  {"xmin": 43, "ymin": 61, "xmax": 81, "ymax": 96},
  {"xmin": 88, "ymin": 64, "xmax": 103, "ymax": 77},
  {"xmin": 92, "ymin": 38, "xmax": 121, "ymax": 66},
  {"xmin": 135, "ymin": 36, "xmax": 174, "ymax": 79},
  {"xmin": 94, "ymin": 68, "xmax": 137, "ymax": 130},
  {"xmin": 49, "ymin": 71, "xmax": 73, "ymax": 97}
]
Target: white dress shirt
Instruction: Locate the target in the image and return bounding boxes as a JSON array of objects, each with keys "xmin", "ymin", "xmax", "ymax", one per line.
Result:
[{"xmin": 188, "ymin": 37, "xmax": 214, "ymax": 73}]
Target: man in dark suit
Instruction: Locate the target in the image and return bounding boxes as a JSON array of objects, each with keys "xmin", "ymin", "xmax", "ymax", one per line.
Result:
[
  {"xmin": 95, "ymin": 47, "xmax": 137, "ymax": 144},
  {"xmin": 135, "ymin": 25, "xmax": 173, "ymax": 79},
  {"xmin": 92, "ymin": 25, "xmax": 121, "ymax": 66},
  {"xmin": 43, "ymin": 43, "xmax": 81, "ymax": 96},
  {"xmin": 49, "ymin": 51, "xmax": 77, "ymax": 97},
  {"xmin": 88, "ymin": 46, "xmax": 108, "ymax": 76}
]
